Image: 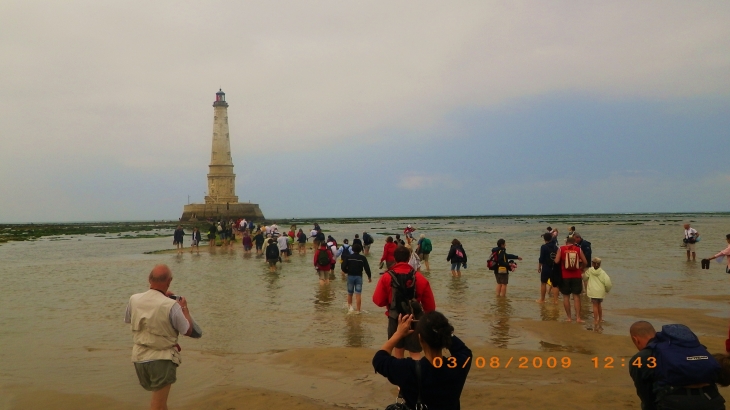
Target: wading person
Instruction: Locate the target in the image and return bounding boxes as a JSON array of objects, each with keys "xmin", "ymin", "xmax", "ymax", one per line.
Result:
[
  {"xmin": 538, "ymin": 232, "xmax": 560, "ymax": 303},
  {"xmin": 173, "ymin": 225, "xmax": 184, "ymax": 253},
  {"xmin": 313, "ymin": 241, "xmax": 334, "ymax": 285},
  {"xmin": 297, "ymin": 228, "xmax": 307, "ymax": 255},
  {"xmin": 336, "ymin": 239, "xmax": 353, "ymax": 277},
  {"xmin": 703, "ymin": 234, "xmax": 730, "ymax": 273},
  {"xmin": 125, "ymin": 265, "xmax": 196, "ymax": 410},
  {"xmin": 629, "ymin": 321, "xmax": 724, "ymax": 410},
  {"xmin": 489, "ymin": 239, "xmax": 521, "ymax": 297},
  {"xmin": 582, "ymin": 257, "xmax": 612, "ymax": 327},
  {"xmin": 207, "ymin": 223, "xmax": 216, "ymax": 248},
  {"xmin": 363, "ymin": 231, "xmax": 374, "ymax": 255},
  {"xmin": 684, "ymin": 223, "xmax": 700, "ymax": 261},
  {"xmin": 372, "ymin": 311, "xmax": 471, "ymax": 410},
  {"xmin": 342, "ymin": 243, "xmax": 371, "ymax": 313},
  {"xmin": 277, "ymin": 231, "xmax": 289, "ymax": 262},
  {"xmin": 265, "ymin": 238, "xmax": 280, "ymax": 272},
  {"xmin": 380, "ymin": 236, "xmax": 397, "ymax": 270},
  {"xmin": 554, "ymin": 236, "xmax": 587, "ymax": 322},
  {"xmin": 372, "ymin": 246, "xmax": 436, "ymax": 359},
  {"xmin": 417, "ymin": 234, "xmax": 432, "ymax": 272},
  {"xmin": 189, "ymin": 227, "xmax": 201, "ymax": 254},
  {"xmin": 446, "ymin": 239, "xmax": 467, "ymax": 277}
]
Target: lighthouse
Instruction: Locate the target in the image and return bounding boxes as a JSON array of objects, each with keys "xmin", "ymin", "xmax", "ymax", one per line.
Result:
[
  {"xmin": 205, "ymin": 89, "xmax": 238, "ymax": 204},
  {"xmin": 180, "ymin": 90, "xmax": 265, "ymax": 222}
]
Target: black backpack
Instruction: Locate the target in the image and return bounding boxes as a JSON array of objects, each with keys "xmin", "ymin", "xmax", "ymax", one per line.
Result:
[
  {"xmin": 387, "ymin": 268, "xmax": 421, "ymax": 320},
  {"xmin": 315, "ymin": 231, "xmax": 325, "ymax": 242},
  {"xmin": 363, "ymin": 233, "xmax": 374, "ymax": 245},
  {"xmin": 317, "ymin": 248, "xmax": 331, "ymax": 266},
  {"xmin": 266, "ymin": 244, "xmax": 279, "ymax": 259}
]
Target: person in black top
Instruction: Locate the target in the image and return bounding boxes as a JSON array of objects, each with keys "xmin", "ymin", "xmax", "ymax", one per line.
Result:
[
  {"xmin": 342, "ymin": 243, "xmax": 371, "ymax": 313},
  {"xmin": 490, "ymin": 238, "xmax": 522, "ymax": 297},
  {"xmin": 173, "ymin": 225, "xmax": 185, "ymax": 253},
  {"xmin": 352, "ymin": 234, "xmax": 363, "ymax": 247},
  {"xmin": 373, "ymin": 311, "xmax": 471, "ymax": 410},
  {"xmin": 573, "ymin": 233, "xmax": 591, "ymax": 270},
  {"xmin": 538, "ymin": 233, "xmax": 560, "ymax": 304},
  {"xmin": 362, "ymin": 232, "xmax": 374, "ymax": 255},
  {"xmin": 446, "ymin": 239, "xmax": 467, "ymax": 277}
]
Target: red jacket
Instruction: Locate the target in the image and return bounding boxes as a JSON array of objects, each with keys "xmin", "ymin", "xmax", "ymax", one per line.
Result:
[
  {"xmin": 313, "ymin": 247, "xmax": 334, "ymax": 269},
  {"xmin": 372, "ymin": 262, "xmax": 436, "ymax": 317},
  {"xmin": 380, "ymin": 242, "xmax": 397, "ymax": 263}
]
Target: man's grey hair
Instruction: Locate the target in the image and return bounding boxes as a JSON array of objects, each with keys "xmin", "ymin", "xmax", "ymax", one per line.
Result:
[{"xmin": 148, "ymin": 264, "xmax": 172, "ymax": 283}]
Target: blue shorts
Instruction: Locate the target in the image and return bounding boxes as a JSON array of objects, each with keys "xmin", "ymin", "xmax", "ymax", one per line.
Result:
[
  {"xmin": 347, "ymin": 275, "xmax": 363, "ymax": 295},
  {"xmin": 451, "ymin": 262, "xmax": 461, "ymax": 271}
]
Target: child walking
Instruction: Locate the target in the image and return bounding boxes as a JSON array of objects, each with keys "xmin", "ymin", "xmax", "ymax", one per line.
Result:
[{"xmin": 582, "ymin": 257, "xmax": 612, "ymax": 327}]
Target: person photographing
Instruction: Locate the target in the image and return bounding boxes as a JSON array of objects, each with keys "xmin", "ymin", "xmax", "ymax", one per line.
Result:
[
  {"xmin": 372, "ymin": 311, "xmax": 472, "ymax": 410},
  {"xmin": 125, "ymin": 264, "xmax": 201, "ymax": 410}
]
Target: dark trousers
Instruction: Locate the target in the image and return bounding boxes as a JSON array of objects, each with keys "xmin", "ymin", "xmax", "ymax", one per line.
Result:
[{"xmin": 658, "ymin": 386, "xmax": 725, "ymax": 410}]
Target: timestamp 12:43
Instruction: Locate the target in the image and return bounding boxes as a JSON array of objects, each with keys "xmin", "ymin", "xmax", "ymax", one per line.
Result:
[{"xmin": 592, "ymin": 356, "xmax": 656, "ymax": 369}]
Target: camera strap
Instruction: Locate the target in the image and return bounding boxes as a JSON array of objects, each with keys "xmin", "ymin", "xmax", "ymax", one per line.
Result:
[{"xmin": 415, "ymin": 360, "xmax": 425, "ymax": 410}]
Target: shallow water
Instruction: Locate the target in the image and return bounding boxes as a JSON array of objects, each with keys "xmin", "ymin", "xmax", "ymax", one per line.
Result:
[{"xmin": 1, "ymin": 214, "xmax": 729, "ymax": 406}]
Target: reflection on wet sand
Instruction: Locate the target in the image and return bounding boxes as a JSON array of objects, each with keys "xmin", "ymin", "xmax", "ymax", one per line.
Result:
[
  {"xmin": 489, "ymin": 297, "xmax": 514, "ymax": 348},
  {"xmin": 344, "ymin": 315, "xmax": 368, "ymax": 347}
]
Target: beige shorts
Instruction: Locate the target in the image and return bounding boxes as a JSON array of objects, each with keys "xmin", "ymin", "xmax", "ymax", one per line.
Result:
[
  {"xmin": 134, "ymin": 360, "xmax": 177, "ymax": 391},
  {"xmin": 419, "ymin": 253, "xmax": 430, "ymax": 261},
  {"xmin": 317, "ymin": 269, "xmax": 330, "ymax": 280},
  {"xmin": 686, "ymin": 243, "xmax": 696, "ymax": 252}
]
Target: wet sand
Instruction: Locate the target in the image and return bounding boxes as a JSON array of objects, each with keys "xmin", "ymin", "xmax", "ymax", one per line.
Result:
[{"xmin": 7, "ymin": 315, "xmax": 729, "ymax": 410}]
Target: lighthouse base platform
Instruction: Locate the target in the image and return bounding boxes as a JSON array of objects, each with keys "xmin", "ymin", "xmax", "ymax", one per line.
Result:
[{"xmin": 181, "ymin": 203, "xmax": 265, "ymax": 222}]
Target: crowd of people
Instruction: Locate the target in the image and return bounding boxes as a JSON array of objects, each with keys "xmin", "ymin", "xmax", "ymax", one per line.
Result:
[{"xmin": 128, "ymin": 221, "xmax": 730, "ymax": 410}]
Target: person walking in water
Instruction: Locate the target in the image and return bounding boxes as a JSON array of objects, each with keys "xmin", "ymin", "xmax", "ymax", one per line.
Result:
[
  {"xmin": 446, "ymin": 239, "xmax": 467, "ymax": 277},
  {"xmin": 190, "ymin": 227, "xmax": 201, "ymax": 254},
  {"xmin": 380, "ymin": 236, "xmax": 397, "ymax": 269},
  {"xmin": 489, "ymin": 239, "xmax": 522, "ymax": 297},
  {"xmin": 342, "ymin": 243, "xmax": 372, "ymax": 313},
  {"xmin": 538, "ymin": 233, "xmax": 560, "ymax": 304},
  {"xmin": 554, "ymin": 236, "xmax": 588, "ymax": 322},
  {"xmin": 416, "ymin": 234, "xmax": 432, "ymax": 272},
  {"xmin": 314, "ymin": 242, "xmax": 335, "ymax": 285},
  {"xmin": 703, "ymin": 234, "xmax": 730, "ymax": 273},
  {"xmin": 684, "ymin": 223, "xmax": 700, "ymax": 261},
  {"xmin": 173, "ymin": 225, "xmax": 185, "ymax": 253}
]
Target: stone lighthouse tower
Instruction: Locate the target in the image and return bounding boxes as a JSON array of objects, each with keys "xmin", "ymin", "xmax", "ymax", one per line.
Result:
[
  {"xmin": 205, "ymin": 89, "xmax": 238, "ymax": 204},
  {"xmin": 180, "ymin": 90, "xmax": 265, "ymax": 222}
]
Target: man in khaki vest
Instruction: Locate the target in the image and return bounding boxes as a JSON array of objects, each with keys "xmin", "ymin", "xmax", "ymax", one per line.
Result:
[{"xmin": 125, "ymin": 264, "xmax": 193, "ymax": 410}]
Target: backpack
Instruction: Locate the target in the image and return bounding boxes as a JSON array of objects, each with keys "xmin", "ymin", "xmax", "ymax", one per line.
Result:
[
  {"xmin": 363, "ymin": 233, "xmax": 374, "ymax": 245},
  {"xmin": 563, "ymin": 245, "xmax": 581, "ymax": 270},
  {"xmin": 455, "ymin": 247, "xmax": 464, "ymax": 259},
  {"xmin": 387, "ymin": 268, "xmax": 421, "ymax": 320},
  {"xmin": 340, "ymin": 245, "xmax": 351, "ymax": 261},
  {"xmin": 315, "ymin": 231, "xmax": 325, "ymax": 242},
  {"xmin": 421, "ymin": 239, "xmax": 432, "ymax": 254},
  {"xmin": 266, "ymin": 244, "xmax": 279, "ymax": 259},
  {"xmin": 647, "ymin": 324, "xmax": 720, "ymax": 387},
  {"xmin": 487, "ymin": 249, "xmax": 499, "ymax": 270},
  {"xmin": 317, "ymin": 248, "xmax": 331, "ymax": 266}
]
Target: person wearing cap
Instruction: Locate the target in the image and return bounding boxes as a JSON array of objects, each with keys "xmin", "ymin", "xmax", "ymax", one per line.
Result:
[{"xmin": 582, "ymin": 257, "xmax": 612, "ymax": 328}]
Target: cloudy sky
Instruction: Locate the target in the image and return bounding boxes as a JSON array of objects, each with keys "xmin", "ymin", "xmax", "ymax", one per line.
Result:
[{"xmin": 1, "ymin": 1, "xmax": 729, "ymax": 222}]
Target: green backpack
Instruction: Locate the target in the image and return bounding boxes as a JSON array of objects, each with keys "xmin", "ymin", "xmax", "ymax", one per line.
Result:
[{"xmin": 421, "ymin": 238, "xmax": 432, "ymax": 254}]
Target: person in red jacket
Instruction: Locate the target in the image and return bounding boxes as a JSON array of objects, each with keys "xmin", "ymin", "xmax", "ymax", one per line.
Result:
[
  {"xmin": 380, "ymin": 236, "xmax": 397, "ymax": 269},
  {"xmin": 313, "ymin": 243, "xmax": 335, "ymax": 285},
  {"xmin": 373, "ymin": 246, "xmax": 436, "ymax": 360}
]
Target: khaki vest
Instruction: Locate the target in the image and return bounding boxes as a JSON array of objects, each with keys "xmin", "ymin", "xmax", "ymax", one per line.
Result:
[{"xmin": 129, "ymin": 289, "xmax": 181, "ymax": 364}]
